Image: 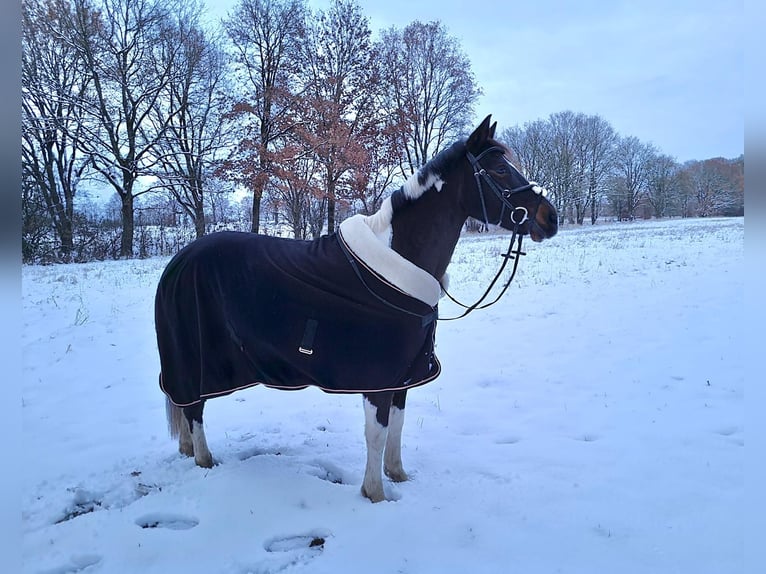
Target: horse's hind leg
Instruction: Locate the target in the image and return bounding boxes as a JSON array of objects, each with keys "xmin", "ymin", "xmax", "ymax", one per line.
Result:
[
  {"xmin": 361, "ymin": 392, "xmax": 393, "ymax": 503},
  {"xmin": 178, "ymin": 414, "xmax": 194, "ymax": 457},
  {"xmin": 384, "ymin": 390, "xmax": 408, "ymax": 482},
  {"xmin": 184, "ymin": 401, "xmax": 214, "ymax": 468},
  {"xmin": 166, "ymin": 396, "xmax": 193, "ymax": 457}
]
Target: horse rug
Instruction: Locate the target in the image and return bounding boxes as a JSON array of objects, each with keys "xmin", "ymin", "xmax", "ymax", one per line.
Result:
[{"xmin": 156, "ymin": 214, "xmax": 443, "ymax": 407}]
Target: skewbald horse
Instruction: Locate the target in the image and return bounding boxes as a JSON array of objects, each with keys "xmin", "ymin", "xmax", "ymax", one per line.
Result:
[{"xmin": 156, "ymin": 115, "xmax": 558, "ymax": 503}]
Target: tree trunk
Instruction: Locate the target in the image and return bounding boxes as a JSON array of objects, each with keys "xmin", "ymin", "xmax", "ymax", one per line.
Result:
[
  {"xmin": 60, "ymin": 218, "xmax": 74, "ymax": 261},
  {"xmin": 590, "ymin": 196, "xmax": 598, "ymax": 225},
  {"xmin": 326, "ymin": 174, "xmax": 336, "ymax": 234},
  {"xmin": 327, "ymin": 199, "xmax": 335, "ymax": 235},
  {"xmin": 194, "ymin": 201, "xmax": 206, "ymax": 239},
  {"xmin": 120, "ymin": 192, "xmax": 134, "ymax": 258},
  {"xmin": 251, "ymin": 145, "xmax": 270, "ymax": 234},
  {"xmin": 41, "ymin": 151, "xmax": 75, "ymax": 261},
  {"xmin": 251, "ymin": 189, "xmax": 262, "ymax": 234}
]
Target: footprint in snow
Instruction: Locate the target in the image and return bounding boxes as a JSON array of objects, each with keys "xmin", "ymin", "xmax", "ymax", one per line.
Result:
[
  {"xmin": 237, "ymin": 446, "xmax": 282, "ymax": 461},
  {"xmin": 54, "ymin": 489, "xmax": 102, "ymax": 524},
  {"xmin": 495, "ymin": 436, "xmax": 521, "ymax": 445},
  {"xmin": 135, "ymin": 512, "xmax": 199, "ymax": 530},
  {"xmin": 715, "ymin": 425, "xmax": 740, "ymax": 437},
  {"xmin": 264, "ymin": 533, "xmax": 328, "ymax": 553},
  {"xmin": 308, "ymin": 460, "xmax": 346, "ymax": 485},
  {"xmin": 574, "ymin": 434, "xmax": 600, "ymax": 443},
  {"xmin": 52, "ymin": 475, "xmax": 161, "ymax": 525},
  {"xmin": 38, "ymin": 554, "xmax": 102, "ymax": 574},
  {"xmin": 714, "ymin": 426, "xmax": 743, "ymax": 446},
  {"xmin": 237, "ymin": 534, "xmax": 328, "ymax": 574}
]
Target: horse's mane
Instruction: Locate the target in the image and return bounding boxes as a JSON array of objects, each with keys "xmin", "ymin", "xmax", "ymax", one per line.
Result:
[
  {"xmin": 394, "ymin": 136, "xmax": 510, "ymax": 209},
  {"xmin": 402, "ymin": 139, "xmax": 467, "ymax": 200},
  {"xmin": 367, "ymin": 136, "xmax": 500, "ymax": 232}
]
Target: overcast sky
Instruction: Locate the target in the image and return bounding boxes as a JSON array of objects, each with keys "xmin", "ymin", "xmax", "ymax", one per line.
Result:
[{"xmin": 205, "ymin": 0, "xmax": 743, "ymax": 162}]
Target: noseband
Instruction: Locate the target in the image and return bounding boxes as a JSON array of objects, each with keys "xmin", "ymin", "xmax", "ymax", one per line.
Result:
[{"xmin": 440, "ymin": 148, "xmax": 548, "ymax": 321}]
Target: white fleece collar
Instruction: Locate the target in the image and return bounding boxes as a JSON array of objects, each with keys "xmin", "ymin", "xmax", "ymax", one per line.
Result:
[{"xmin": 338, "ymin": 198, "xmax": 441, "ymax": 307}]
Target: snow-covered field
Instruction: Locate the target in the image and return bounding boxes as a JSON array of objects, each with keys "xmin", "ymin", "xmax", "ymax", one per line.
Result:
[{"xmin": 22, "ymin": 217, "xmax": 744, "ymax": 574}]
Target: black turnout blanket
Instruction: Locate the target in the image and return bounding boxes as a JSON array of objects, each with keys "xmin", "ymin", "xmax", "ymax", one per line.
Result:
[{"xmin": 156, "ymin": 230, "xmax": 441, "ymax": 407}]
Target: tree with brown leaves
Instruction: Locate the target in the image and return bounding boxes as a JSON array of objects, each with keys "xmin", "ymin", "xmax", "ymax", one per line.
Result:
[{"xmin": 223, "ymin": 0, "xmax": 306, "ymax": 234}]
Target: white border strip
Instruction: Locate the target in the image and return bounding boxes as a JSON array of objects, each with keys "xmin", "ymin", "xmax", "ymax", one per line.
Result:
[{"xmin": 338, "ymin": 207, "xmax": 441, "ymax": 307}]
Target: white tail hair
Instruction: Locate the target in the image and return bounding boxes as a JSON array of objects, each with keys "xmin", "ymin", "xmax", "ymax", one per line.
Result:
[{"xmin": 166, "ymin": 396, "xmax": 185, "ymax": 439}]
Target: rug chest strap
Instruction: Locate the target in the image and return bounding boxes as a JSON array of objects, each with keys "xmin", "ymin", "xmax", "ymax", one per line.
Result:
[{"xmin": 298, "ymin": 319, "xmax": 319, "ymax": 355}]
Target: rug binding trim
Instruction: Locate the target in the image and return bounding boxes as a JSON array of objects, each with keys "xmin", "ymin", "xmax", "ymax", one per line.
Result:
[{"xmin": 160, "ymin": 356, "xmax": 442, "ymax": 408}]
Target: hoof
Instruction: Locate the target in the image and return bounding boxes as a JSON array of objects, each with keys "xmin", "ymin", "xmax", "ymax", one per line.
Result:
[
  {"xmin": 195, "ymin": 455, "xmax": 214, "ymax": 469},
  {"xmin": 179, "ymin": 443, "xmax": 194, "ymax": 457},
  {"xmin": 384, "ymin": 467, "xmax": 409, "ymax": 483},
  {"xmin": 361, "ymin": 484, "xmax": 385, "ymax": 503}
]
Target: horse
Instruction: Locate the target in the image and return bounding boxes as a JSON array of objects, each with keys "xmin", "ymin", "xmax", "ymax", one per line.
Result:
[{"xmin": 155, "ymin": 115, "xmax": 558, "ymax": 503}]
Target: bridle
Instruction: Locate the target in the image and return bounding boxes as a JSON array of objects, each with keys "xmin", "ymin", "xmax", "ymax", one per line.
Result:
[
  {"xmin": 467, "ymin": 146, "xmax": 547, "ymax": 229},
  {"xmin": 439, "ymin": 147, "xmax": 548, "ymax": 321}
]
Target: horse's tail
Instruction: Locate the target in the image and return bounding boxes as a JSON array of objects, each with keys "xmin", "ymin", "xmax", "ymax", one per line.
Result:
[{"xmin": 166, "ymin": 395, "xmax": 184, "ymax": 439}]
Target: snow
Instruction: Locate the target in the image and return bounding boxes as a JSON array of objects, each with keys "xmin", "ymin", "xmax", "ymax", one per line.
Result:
[{"xmin": 22, "ymin": 217, "xmax": 744, "ymax": 573}]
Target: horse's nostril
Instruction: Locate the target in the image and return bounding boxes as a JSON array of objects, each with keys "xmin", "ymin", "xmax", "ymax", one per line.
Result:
[{"xmin": 549, "ymin": 211, "xmax": 558, "ymax": 226}]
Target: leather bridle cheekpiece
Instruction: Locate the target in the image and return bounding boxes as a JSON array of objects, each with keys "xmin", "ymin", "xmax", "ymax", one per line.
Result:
[{"xmin": 465, "ymin": 146, "xmax": 548, "ymax": 230}]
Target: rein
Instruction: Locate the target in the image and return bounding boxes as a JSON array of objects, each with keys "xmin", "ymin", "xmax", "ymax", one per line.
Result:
[
  {"xmin": 438, "ymin": 231, "xmax": 525, "ymax": 321},
  {"xmin": 438, "ymin": 147, "xmax": 543, "ymax": 321}
]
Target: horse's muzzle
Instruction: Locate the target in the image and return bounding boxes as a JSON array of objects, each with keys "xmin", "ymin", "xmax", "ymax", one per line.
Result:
[{"xmin": 528, "ymin": 201, "xmax": 558, "ymax": 242}]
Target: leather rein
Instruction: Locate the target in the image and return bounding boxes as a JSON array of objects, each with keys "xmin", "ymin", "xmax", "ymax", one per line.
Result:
[{"xmin": 439, "ymin": 147, "xmax": 547, "ymax": 321}]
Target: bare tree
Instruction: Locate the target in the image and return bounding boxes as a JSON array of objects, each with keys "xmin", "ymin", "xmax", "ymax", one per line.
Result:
[
  {"xmin": 580, "ymin": 114, "xmax": 617, "ymax": 224},
  {"xmin": 547, "ymin": 111, "xmax": 583, "ymax": 224},
  {"xmin": 501, "ymin": 119, "xmax": 554, "ymax": 189},
  {"xmin": 22, "ymin": 171, "xmax": 54, "ymax": 262},
  {"xmin": 646, "ymin": 153, "xmax": 680, "ymax": 218},
  {"xmin": 223, "ymin": 0, "xmax": 306, "ymax": 234},
  {"xmin": 67, "ymin": 0, "xmax": 183, "ymax": 257},
  {"xmin": 350, "ymin": 121, "xmax": 403, "ymax": 216},
  {"xmin": 684, "ymin": 158, "xmax": 741, "ymax": 217},
  {"xmin": 152, "ymin": 11, "xmax": 232, "ymax": 238},
  {"xmin": 610, "ymin": 136, "xmax": 656, "ymax": 220},
  {"xmin": 22, "ymin": 0, "xmax": 93, "ymax": 260},
  {"xmin": 377, "ymin": 20, "xmax": 481, "ymax": 175},
  {"xmin": 503, "ymin": 113, "xmax": 617, "ymax": 226}
]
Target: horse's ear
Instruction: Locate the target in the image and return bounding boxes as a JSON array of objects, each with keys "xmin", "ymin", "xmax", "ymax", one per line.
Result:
[
  {"xmin": 467, "ymin": 115, "xmax": 493, "ymax": 152},
  {"xmin": 489, "ymin": 121, "xmax": 497, "ymax": 139}
]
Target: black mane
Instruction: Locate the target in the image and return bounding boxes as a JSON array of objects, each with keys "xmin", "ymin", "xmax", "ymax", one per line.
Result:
[
  {"xmin": 421, "ymin": 139, "xmax": 467, "ymax": 182},
  {"xmin": 390, "ymin": 139, "xmax": 467, "ymax": 212}
]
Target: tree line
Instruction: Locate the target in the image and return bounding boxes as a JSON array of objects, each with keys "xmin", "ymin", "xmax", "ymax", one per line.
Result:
[
  {"xmin": 22, "ymin": 0, "xmax": 743, "ymax": 264},
  {"xmin": 501, "ymin": 112, "xmax": 743, "ymax": 225}
]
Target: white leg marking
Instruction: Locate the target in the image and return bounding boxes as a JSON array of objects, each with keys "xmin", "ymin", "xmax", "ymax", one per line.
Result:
[
  {"xmin": 384, "ymin": 406, "xmax": 408, "ymax": 482},
  {"xmin": 361, "ymin": 397, "xmax": 388, "ymax": 503},
  {"xmin": 191, "ymin": 420, "xmax": 214, "ymax": 468},
  {"xmin": 179, "ymin": 418, "xmax": 194, "ymax": 457}
]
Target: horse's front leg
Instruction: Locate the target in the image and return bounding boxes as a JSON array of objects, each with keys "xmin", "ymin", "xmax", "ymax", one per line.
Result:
[
  {"xmin": 361, "ymin": 391, "xmax": 393, "ymax": 503},
  {"xmin": 384, "ymin": 390, "xmax": 408, "ymax": 482}
]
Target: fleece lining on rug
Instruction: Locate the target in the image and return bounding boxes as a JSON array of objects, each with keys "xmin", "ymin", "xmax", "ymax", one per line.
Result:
[{"xmin": 156, "ymin": 214, "xmax": 441, "ymax": 407}]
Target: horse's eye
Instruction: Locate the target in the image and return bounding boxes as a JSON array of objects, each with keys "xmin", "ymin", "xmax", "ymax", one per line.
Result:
[{"xmin": 494, "ymin": 166, "xmax": 507, "ymax": 174}]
